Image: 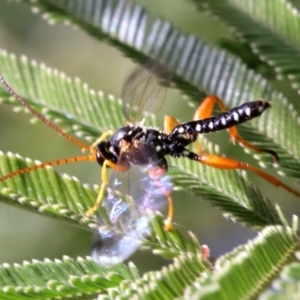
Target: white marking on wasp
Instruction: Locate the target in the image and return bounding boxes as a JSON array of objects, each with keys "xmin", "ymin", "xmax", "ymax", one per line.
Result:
[
  {"xmin": 156, "ymin": 145, "xmax": 161, "ymax": 152},
  {"xmin": 183, "ymin": 149, "xmax": 190, "ymax": 156},
  {"xmin": 196, "ymin": 124, "xmax": 201, "ymax": 132},
  {"xmin": 128, "ymin": 131, "xmax": 133, "ymax": 135},
  {"xmin": 208, "ymin": 122, "xmax": 214, "ymax": 129},
  {"xmin": 221, "ymin": 117, "xmax": 226, "ymax": 125},
  {"xmin": 178, "ymin": 127, "xmax": 185, "ymax": 134},
  {"xmin": 258, "ymin": 105, "xmax": 264, "ymax": 113},
  {"xmin": 245, "ymin": 107, "xmax": 251, "ymax": 117},
  {"xmin": 109, "ymin": 146, "xmax": 115, "ymax": 153},
  {"xmin": 232, "ymin": 112, "xmax": 239, "ymax": 121}
]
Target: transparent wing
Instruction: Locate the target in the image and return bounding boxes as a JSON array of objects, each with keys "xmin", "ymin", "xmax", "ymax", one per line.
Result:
[
  {"xmin": 92, "ymin": 164, "xmax": 172, "ymax": 266},
  {"xmin": 122, "ymin": 63, "xmax": 172, "ymax": 123}
]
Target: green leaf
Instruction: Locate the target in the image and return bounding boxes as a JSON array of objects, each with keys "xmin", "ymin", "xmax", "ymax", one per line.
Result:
[
  {"xmin": 14, "ymin": 0, "xmax": 300, "ymax": 179},
  {"xmin": 0, "ymin": 256, "xmax": 136, "ymax": 299},
  {"xmin": 143, "ymin": 214, "xmax": 207, "ymax": 259},
  {"xmin": 0, "ymin": 51, "xmax": 288, "ymax": 229},
  {"xmin": 1, "ymin": 0, "xmax": 300, "ymax": 298},
  {"xmin": 184, "ymin": 224, "xmax": 299, "ymax": 299},
  {"xmin": 105, "ymin": 253, "xmax": 210, "ymax": 299},
  {"xmin": 0, "ymin": 51, "xmax": 126, "ymax": 142},
  {"xmin": 191, "ymin": 0, "xmax": 300, "ymax": 92},
  {"xmin": 170, "ymin": 156, "xmax": 287, "ymax": 228},
  {"xmin": 0, "ymin": 151, "xmax": 98, "ymax": 228},
  {"xmin": 261, "ymin": 257, "xmax": 300, "ymax": 299}
]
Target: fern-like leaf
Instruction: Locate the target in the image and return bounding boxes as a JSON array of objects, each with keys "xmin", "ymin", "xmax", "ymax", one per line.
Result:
[
  {"xmin": 104, "ymin": 253, "xmax": 210, "ymax": 300},
  {"xmin": 261, "ymin": 258, "xmax": 300, "ymax": 299},
  {"xmin": 184, "ymin": 224, "xmax": 299, "ymax": 299},
  {"xmin": 0, "ymin": 256, "xmax": 137, "ymax": 299},
  {"xmin": 0, "ymin": 51, "xmax": 288, "ymax": 229},
  {"xmin": 0, "ymin": 151, "xmax": 98, "ymax": 228},
  {"xmin": 191, "ymin": 0, "xmax": 300, "ymax": 93},
  {"xmin": 1, "ymin": 1, "xmax": 300, "ymax": 298},
  {"xmin": 16, "ymin": 0, "xmax": 300, "ymax": 178}
]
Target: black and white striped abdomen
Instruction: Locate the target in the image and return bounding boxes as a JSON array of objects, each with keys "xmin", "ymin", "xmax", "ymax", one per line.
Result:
[{"xmin": 170, "ymin": 100, "xmax": 270, "ymax": 136}]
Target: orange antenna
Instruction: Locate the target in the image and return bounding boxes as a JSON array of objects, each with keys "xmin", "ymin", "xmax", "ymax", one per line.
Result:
[
  {"xmin": 0, "ymin": 75, "xmax": 90, "ymax": 151},
  {"xmin": 0, "ymin": 155, "xmax": 97, "ymax": 183}
]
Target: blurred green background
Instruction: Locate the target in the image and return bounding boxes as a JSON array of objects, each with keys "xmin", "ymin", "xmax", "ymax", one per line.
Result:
[{"xmin": 0, "ymin": 1, "xmax": 300, "ymax": 273}]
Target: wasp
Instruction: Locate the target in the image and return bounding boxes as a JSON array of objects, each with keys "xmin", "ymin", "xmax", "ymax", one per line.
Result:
[{"xmin": 0, "ymin": 65, "xmax": 299, "ymax": 265}]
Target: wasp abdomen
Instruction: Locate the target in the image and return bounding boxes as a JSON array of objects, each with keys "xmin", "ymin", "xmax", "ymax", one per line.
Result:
[{"xmin": 170, "ymin": 100, "xmax": 270, "ymax": 137}]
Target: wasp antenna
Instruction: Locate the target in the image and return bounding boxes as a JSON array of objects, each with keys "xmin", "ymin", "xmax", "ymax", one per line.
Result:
[
  {"xmin": 0, "ymin": 74, "xmax": 90, "ymax": 151},
  {"xmin": 0, "ymin": 155, "xmax": 96, "ymax": 182}
]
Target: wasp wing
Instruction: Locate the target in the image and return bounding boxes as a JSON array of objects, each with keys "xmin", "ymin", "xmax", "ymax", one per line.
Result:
[
  {"xmin": 92, "ymin": 163, "xmax": 172, "ymax": 266},
  {"xmin": 122, "ymin": 63, "xmax": 172, "ymax": 124}
]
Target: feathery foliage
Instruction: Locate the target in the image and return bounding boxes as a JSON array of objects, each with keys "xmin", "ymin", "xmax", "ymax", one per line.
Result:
[
  {"xmin": 191, "ymin": 0, "xmax": 300, "ymax": 92},
  {"xmin": 0, "ymin": 0, "xmax": 300, "ymax": 298}
]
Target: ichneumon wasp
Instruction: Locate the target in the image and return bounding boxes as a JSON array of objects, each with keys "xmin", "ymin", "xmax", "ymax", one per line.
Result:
[{"xmin": 0, "ymin": 64, "xmax": 300, "ymax": 265}]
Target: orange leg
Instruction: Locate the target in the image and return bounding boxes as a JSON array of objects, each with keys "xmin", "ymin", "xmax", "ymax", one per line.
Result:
[
  {"xmin": 162, "ymin": 117, "xmax": 183, "ymax": 230},
  {"xmin": 149, "ymin": 167, "xmax": 174, "ymax": 231},
  {"xmin": 164, "ymin": 115, "xmax": 180, "ymax": 134},
  {"xmin": 195, "ymin": 153, "xmax": 300, "ymax": 197},
  {"xmin": 194, "ymin": 95, "xmax": 278, "ymax": 161},
  {"xmin": 164, "ymin": 114, "xmax": 203, "ymax": 154}
]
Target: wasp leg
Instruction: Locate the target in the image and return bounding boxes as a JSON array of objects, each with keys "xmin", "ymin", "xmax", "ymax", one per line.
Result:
[
  {"xmin": 164, "ymin": 115, "xmax": 203, "ymax": 153},
  {"xmin": 194, "ymin": 95, "xmax": 278, "ymax": 161},
  {"xmin": 164, "ymin": 191, "xmax": 174, "ymax": 231},
  {"xmin": 90, "ymin": 129, "xmax": 114, "ymax": 148},
  {"xmin": 85, "ymin": 159, "xmax": 128, "ymax": 217},
  {"xmin": 85, "ymin": 160, "xmax": 110, "ymax": 217},
  {"xmin": 83, "ymin": 130, "xmax": 115, "ymax": 154},
  {"xmin": 164, "ymin": 115, "xmax": 180, "ymax": 134},
  {"xmin": 148, "ymin": 167, "xmax": 174, "ymax": 231},
  {"xmin": 186, "ymin": 151, "xmax": 300, "ymax": 197}
]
